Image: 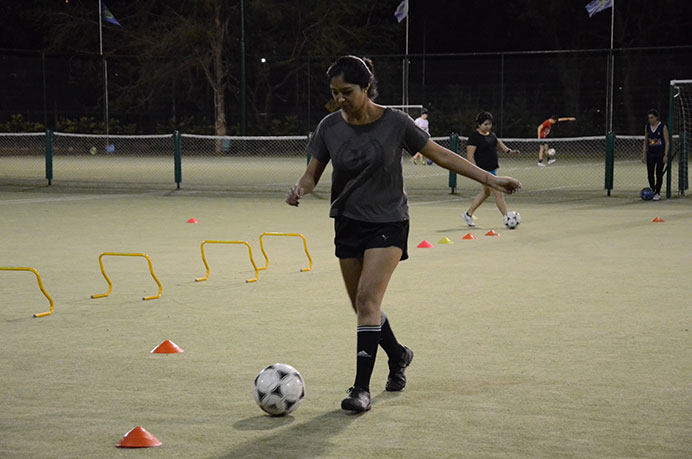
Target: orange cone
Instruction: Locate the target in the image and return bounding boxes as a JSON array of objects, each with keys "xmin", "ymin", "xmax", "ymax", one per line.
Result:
[
  {"xmin": 462, "ymin": 233, "xmax": 477, "ymax": 240},
  {"xmin": 186, "ymin": 218, "xmax": 199, "ymax": 223},
  {"xmin": 485, "ymin": 229, "xmax": 500, "ymax": 236},
  {"xmin": 417, "ymin": 240, "xmax": 434, "ymax": 248},
  {"xmin": 652, "ymin": 217, "xmax": 664, "ymax": 222},
  {"xmin": 116, "ymin": 426, "xmax": 162, "ymax": 448},
  {"xmin": 151, "ymin": 339, "xmax": 184, "ymax": 354}
]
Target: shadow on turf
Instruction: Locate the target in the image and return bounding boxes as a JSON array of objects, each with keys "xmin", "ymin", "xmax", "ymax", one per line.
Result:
[{"xmin": 223, "ymin": 392, "xmax": 397, "ymax": 458}]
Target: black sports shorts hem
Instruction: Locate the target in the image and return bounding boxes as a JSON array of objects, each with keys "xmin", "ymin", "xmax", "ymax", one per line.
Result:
[{"xmin": 334, "ymin": 216, "xmax": 409, "ymax": 261}]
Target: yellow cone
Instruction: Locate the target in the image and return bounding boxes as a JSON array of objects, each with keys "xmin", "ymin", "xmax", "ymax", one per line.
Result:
[{"xmin": 438, "ymin": 237, "xmax": 453, "ymax": 244}]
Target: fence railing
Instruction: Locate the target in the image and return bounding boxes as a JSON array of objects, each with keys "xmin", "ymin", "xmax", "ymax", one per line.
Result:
[{"xmin": 1, "ymin": 130, "xmax": 686, "ymax": 200}]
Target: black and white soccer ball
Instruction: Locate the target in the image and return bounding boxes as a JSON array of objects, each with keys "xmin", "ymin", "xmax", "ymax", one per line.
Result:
[
  {"xmin": 253, "ymin": 363, "xmax": 305, "ymax": 416},
  {"xmin": 504, "ymin": 211, "xmax": 521, "ymax": 229},
  {"xmin": 547, "ymin": 148, "xmax": 556, "ymax": 157}
]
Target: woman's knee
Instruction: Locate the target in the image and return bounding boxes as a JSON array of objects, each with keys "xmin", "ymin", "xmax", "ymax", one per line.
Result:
[{"xmin": 355, "ymin": 290, "xmax": 382, "ymax": 316}]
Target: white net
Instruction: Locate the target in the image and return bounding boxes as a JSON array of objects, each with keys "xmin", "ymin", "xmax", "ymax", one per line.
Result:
[{"xmin": 669, "ymin": 80, "xmax": 691, "ymax": 196}]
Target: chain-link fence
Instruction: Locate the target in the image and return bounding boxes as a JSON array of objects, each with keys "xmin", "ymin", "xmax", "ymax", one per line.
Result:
[
  {"xmin": 2, "ymin": 130, "xmax": 662, "ymax": 201},
  {"xmin": 0, "ymin": 133, "xmax": 46, "ymax": 184},
  {"xmin": 3, "ymin": 47, "xmax": 691, "ymax": 137},
  {"xmin": 51, "ymin": 133, "xmax": 174, "ymax": 187},
  {"xmin": 0, "ymin": 130, "xmax": 658, "ymax": 199},
  {"xmin": 179, "ymin": 134, "xmax": 309, "ymax": 191}
]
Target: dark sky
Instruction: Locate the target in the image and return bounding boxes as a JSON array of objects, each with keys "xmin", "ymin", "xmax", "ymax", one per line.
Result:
[
  {"xmin": 405, "ymin": 0, "xmax": 692, "ymax": 54},
  {"xmin": 1, "ymin": 1, "xmax": 691, "ymax": 55}
]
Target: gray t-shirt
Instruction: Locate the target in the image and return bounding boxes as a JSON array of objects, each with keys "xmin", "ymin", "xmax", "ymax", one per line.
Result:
[{"xmin": 308, "ymin": 108, "xmax": 430, "ymax": 222}]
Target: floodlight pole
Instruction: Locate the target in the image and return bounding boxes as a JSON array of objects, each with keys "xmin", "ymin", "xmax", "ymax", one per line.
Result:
[
  {"xmin": 240, "ymin": 0, "xmax": 247, "ymax": 136},
  {"xmin": 606, "ymin": 0, "xmax": 615, "ymax": 134},
  {"xmin": 402, "ymin": 4, "xmax": 409, "ymax": 108},
  {"xmin": 98, "ymin": 1, "xmax": 109, "ymax": 140}
]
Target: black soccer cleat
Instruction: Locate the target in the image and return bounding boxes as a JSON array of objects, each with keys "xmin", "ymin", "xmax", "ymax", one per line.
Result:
[
  {"xmin": 385, "ymin": 345, "xmax": 414, "ymax": 392},
  {"xmin": 341, "ymin": 387, "xmax": 371, "ymax": 413}
]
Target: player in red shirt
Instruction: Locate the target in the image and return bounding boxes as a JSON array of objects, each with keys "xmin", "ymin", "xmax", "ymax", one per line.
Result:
[{"xmin": 537, "ymin": 114, "xmax": 576, "ymax": 166}]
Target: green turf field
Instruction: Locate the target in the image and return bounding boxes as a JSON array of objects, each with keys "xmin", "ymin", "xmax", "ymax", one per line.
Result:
[{"xmin": 1, "ymin": 182, "xmax": 690, "ymax": 458}]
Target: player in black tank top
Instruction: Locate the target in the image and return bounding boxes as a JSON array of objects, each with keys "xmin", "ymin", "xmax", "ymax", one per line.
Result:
[{"xmin": 641, "ymin": 108, "xmax": 670, "ymax": 199}]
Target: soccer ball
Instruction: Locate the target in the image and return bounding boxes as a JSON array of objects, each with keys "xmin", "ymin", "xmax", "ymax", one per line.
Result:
[
  {"xmin": 547, "ymin": 148, "xmax": 556, "ymax": 157},
  {"xmin": 504, "ymin": 211, "xmax": 521, "ymax": 229},
  {"xmin": 253, "ymin": 363, "xmax": 305, "ymax": 416},
  {"xmin": 640, "ymin": 187, "xmax": 654, "ymax": 200}
]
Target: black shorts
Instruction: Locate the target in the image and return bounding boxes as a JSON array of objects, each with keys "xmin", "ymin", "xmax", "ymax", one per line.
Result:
[{"xmin": 334, "ymin": 216, "xmax": 409, "ymax": 261}]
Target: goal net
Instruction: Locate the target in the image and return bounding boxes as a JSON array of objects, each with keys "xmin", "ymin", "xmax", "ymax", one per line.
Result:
[{"xmin": 668, "ymin": 80, "xmax": 691, "ymax": 197}]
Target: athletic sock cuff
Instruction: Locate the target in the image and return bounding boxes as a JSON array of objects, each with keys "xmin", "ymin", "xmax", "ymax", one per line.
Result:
[{"xmin": 357, "ymin": 325, "xmax": 382, "ymax": 333}]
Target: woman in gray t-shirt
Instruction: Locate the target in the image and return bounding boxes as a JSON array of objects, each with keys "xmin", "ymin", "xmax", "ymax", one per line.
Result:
[{"xmin": 286, "ymin": 55, "xmax": 521, "ymax": 413}]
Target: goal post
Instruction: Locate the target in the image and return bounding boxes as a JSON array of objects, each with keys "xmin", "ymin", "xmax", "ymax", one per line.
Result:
[
  {"xmin": 667, "ymin": 80, "xmax": 691, "ymax": 198},
  {"xmin": 385, "ymin": 104, "xmax": 424, "ymax": 116}
]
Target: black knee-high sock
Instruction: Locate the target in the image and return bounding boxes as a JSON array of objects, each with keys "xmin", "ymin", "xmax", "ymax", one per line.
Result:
[
  {"xmin": 354, "ymin": 325, "xmax": 380, "ymax": 392},
  {"xmin": 379, "ymin": 311, "xmax": 404, "ymax": 360}
]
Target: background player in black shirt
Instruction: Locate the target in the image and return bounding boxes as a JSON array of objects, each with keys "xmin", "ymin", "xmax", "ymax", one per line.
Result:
[{"xmin": 462, "ymin": 111, "xmax": 519, "ymax": 227}]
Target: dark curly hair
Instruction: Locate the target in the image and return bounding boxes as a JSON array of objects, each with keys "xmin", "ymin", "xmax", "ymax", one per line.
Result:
[{"xmin": 476, "ymin": 111, "xmax": 494, "ymax": 125}]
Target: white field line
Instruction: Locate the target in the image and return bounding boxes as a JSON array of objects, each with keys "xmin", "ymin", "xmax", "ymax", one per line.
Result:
[{"xmin": 0, "ymin": 192, "xmax": 159, "ymax": 205}]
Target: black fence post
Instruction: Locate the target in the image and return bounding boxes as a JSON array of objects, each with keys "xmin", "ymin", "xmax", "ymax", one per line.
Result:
[
  {"xmin": 174, "ymin": 130, "xmax": 182, "ymax": 189},
  {"xmin": 45, "ymin": 129, "xmax": 53, "ymax": 185},
  {"xmin": 604, "ymin": 131, "xmax": 615, "ymax": 196},
  {"xmin": 448, "ymin": 132, "xmax": 459, "ymax": 194}
]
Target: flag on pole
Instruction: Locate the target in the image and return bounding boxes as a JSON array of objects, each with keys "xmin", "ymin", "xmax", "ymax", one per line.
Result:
[
  {"xmin": 585, "ymin": 0, "xmax": 613, "ymax": 18},
  {"xmin": 101, "ymin": 1, "xmax": 121, "ymax": 26},
  {"xmin": 394, "ymin": 0, "xmax": 408, "ymax": 23}
]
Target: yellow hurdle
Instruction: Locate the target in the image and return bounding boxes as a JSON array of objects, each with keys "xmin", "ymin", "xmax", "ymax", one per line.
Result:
[
  {"xmin": 195, "ymin": 240, "xmax": 259, "ymax": 283},
  {"xmin": 0, "ymin": 267, "xmax": 55, "ymax": 318},
  {"xmin": 258, "ymin": 232, "xmax": 312, "ymax": 273},
  {"xmin": 91, "ymin": 252, "xmax": 163, "ymax": 301}
]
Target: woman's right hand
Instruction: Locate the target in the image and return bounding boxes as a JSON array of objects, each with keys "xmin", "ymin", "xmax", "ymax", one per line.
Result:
[
  {"xmin": 285, "ymin": 185, "xmax": 304, "ymax": 206},
  {"xmin": 490, "ymin": 175, "xmax": 522, "ymax": 194}
]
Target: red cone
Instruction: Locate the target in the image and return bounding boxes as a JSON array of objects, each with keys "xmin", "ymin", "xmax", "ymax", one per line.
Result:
[
  {"xmin": 462, "ymin": 233, "xmax": 477, "ymax": 240},
  {"xmin": 151, "ymin": 339, "xmax": 184, "ymax": 354},
  {"xmin": 116, "ymin": 426, "xmax": 162, "ymax": 448},
  {"xmin": 186, "ymin": 218, "xmax": 199, "ymax": 223},
  {"xmin": 417, "ymin": 240, "xmax": 434, "ymax": 248}
]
